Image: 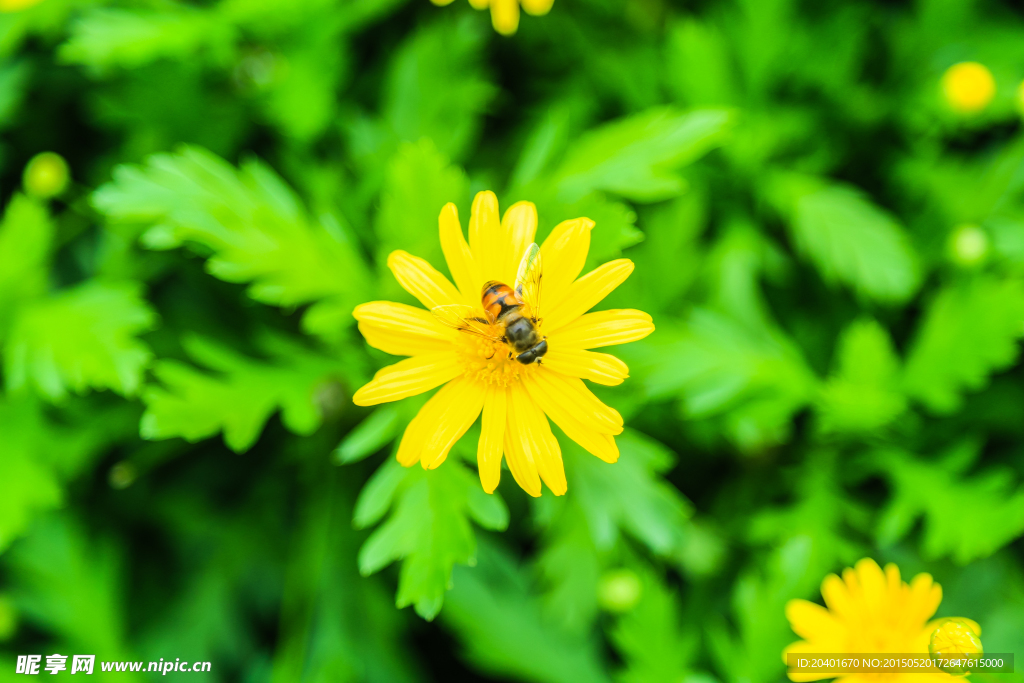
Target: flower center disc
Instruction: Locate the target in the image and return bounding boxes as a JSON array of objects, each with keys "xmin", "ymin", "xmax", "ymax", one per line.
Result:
[{"xmin": 456, "ymin": 335, "xmax": 533, "ymax": 387}]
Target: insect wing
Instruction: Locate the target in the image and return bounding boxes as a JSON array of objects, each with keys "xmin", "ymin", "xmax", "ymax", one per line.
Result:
[
  {"xmin": 431, "ymin": 304, "xmax": 504, "ymax": 342},
  {"xmin": 514, "ymin": 242, "xmax": 543, "ymax": 320}
]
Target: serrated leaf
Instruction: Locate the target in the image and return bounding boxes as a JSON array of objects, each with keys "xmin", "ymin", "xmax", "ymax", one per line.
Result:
[
  {"xmin": 567, "ymin": 430, "xmax": 692, "ymax": 555},
  {"xmin": 443, "ymin": 542, "xmax": 613, "ymax": 683},
  {"xmin": 140, "ymin": 334, "xmax": 345, "ymax": 452},
  {"xmin": 58, "ymin": 7, "xmax": 233, "ymax": 71},
  {"xmin": 376, "ymin": 139, "xmax": 468, "ymax": 268},
  {"xmin": 384, "ymin": 16, "xmax": 496, "ymax": 161},
  {"xmin": 553, "ymin": 107, "xmax": 733, "ymax": 203},
  {"xmin": 903, "ymin": 276, "xmax": 1024, "ymax": 413},
  {"xmin": 773, "ymin": 176, "xmax": 920, "ymax": 303},
  {"xmin": 815, "ymin": 318, "xmax": 906, "ymax": 434},
  {"xmin": 356, "ymin": 461, "xmax": 508, "ymax": 620},
  {"xmin": 633, "ymin": 312, "xmax": 817, "ymax": 450},
  {"xmin": 0, "ymin": 442, "xmax": 61, "ymax": 556},
  {"xmin": 91, "ymin": 145, "xmax": 370, "ymax": 338},
  {"xmin": 873, "ymin": 446, "xmax": 1024, "ymax": 564},
  {"xmin": 4, "ymin": 281, "xmax": 156, "ymax": 401}
]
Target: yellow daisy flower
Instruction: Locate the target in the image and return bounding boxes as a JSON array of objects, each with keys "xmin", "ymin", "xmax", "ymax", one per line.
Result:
[
  {"xmin": 352, "ymin": 191, "xmax": 653, "ymax": 497},
  {"xmin": 784, "ymin": 558, "xmax": 980, "ymax": 683},
  {"xmin": 431, "ymin": 0, "xmax": 554, "ymax": 36}
]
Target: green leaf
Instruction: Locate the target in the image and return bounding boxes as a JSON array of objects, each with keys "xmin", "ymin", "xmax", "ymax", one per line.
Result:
[
  {"xmin": 552, "ymin": 107, "xmax": 733, "ymax": 203},
  {"xmin": 634, "ymin": 311, "xmax": 817, "ymax": 450},
  {"xmin": 0, "ymin": 439, "xmax": 61, "ymax": 556},
  {"xmin": 141, "ymin": 334, "xmax": 346, "ymax": 453},
  {"xmin": 4, "ymin": 281, "xmax": 156, "ymax": 400},
  {"xmin": 772, "ymin": 175, "xmax": 920, "ymax": 303},
  {"xmin": 665, "ymin": 19, "xmax": 738, "ymax": 107},
  {"xmin": 376, "ymin": 139, "xmax": 468, "ymax": 269},
  {"xmin": 903, "ymin": 276, "xmax": 1024, "ymax": 413},
  {"xmin": 815, "ymin": 318, "xmax": 906, "ymax": 434},
  {"xmin": 91, "ymin": 145, "xmax": 370, "ymax": 339},
  {"xmin": 873, "ymin": 444, "xmax": 1024, "ymax": 564},
  {"xmin": 384, "ymin": 16, "xmax": 496, "ymax": 161},
  {"xmin": 58, "ymin": 8, "xmax": 233, "ymax": 71},
  {"xmin": 610, "ymin": 566, "xmax": 699, "ymax": 683},
  {"xmin": 442, "ymin": 541, "xmax": 613, "ymax": 683},
  {"xmin": 534, "ymin": 501, "xmax": 601, "ymax": 635},
  {"xmin": 0, "ymin": 398, "xmax": 133, "ymax": 555},
  {"xmin": 567, "ymin": 430, "xmax": 692, "ymax": 556},
  {"xmin": 707, "ymin": 536, "xmax": 817, "ymax": 683},
  {"xmin": 355, "ymin": 461, "xmax": 509, "ymax": 620},
  {"xmin": 334, "ymin": 404, "xmax": 402, "ymax": 464},
  {"xmin": 7, "ymin": 516, "xmax": 136, "ymax": 661},
  {"xmin": 0, "ymin": 194, "xmax": 53, "ymax": 334}
]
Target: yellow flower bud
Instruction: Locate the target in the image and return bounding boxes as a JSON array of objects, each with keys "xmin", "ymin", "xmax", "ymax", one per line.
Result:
[
  {"xmin": 23, "ymin": 152, "xmax": 70, "ymax": 199},
  {"xmin": 930, "ymin": 617, "xmax": 983, "ymax": 674},
  {"xmin": 597, "ymin": 568, "xmax": 642, "ymax": 613},
  {"xmin": 0, "ymin": 0, "xmax": 46, "ymax": 11},
  {"xmin": 942, "ymin": 62, "xmax": 996, "ymax": 114}
]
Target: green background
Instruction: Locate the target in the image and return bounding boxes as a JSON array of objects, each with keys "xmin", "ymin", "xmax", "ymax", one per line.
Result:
[{"xmin": 2, "ymin": 0, "xmax": 1024, "ymax": 680}]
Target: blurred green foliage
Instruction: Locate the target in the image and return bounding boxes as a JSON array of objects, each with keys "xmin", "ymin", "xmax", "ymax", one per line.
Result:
[{"xmin": 1, "ymin": 0, "xmax": 1024, "ymax": 681}]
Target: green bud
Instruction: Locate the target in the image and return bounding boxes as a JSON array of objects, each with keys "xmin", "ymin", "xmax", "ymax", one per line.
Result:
[
  {"xmin": 947, "ymin": 224, "xmax": 989, "ymax": 267},
  {"xmin": 23, "ymin": 152, "xmax": 70, "ymax": 199},
  {"xmin": 597, "ymin": 568, "xmax": 642, "ymax": 613}
]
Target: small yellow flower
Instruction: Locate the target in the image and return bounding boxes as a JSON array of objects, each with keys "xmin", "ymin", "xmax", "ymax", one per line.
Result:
[
  {"xmin": 431, "ymin": 0, "xmax": 554, "ymax": 35},
  {"xmin": 784, "ymin": 558, "xmax": 979, "ymax": 683},
  {"xmin": 941, "ymin": 62, "xmax": 996, "ymax": 114},
  {"xmin": 0, "ymin": 0, "xmax": 45, "ymax": 11},
  {"xmin": 352, "ymin": 191, "xmax": 653, "ymax": 497}
]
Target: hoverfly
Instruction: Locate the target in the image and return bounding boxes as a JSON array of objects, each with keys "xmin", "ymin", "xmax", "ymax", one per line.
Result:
[{"xmin": 431, "ymin": 242, "xmax": 547, "ymax": 365}]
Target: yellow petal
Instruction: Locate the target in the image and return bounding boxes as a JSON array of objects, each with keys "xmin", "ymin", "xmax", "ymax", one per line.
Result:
[
  {"xmin": 468, "ymin": 191, "xmax": 504, "ymax": 281},
  {"xmin": 468, "ymin": 0, "xmax": 488, "ymax": 7},
  {"xmin": 530, "ymin": 367, "xmax": 623, "ymax": 434},
  {"xmin": 908, "ymin": 572, "xmax": 942, "ymax": 624},
  {"xmin": 543, "ymin": 259, "xmax": 635, "ymax": 333},
  {"xmin": 478, "ymin": 385, "xmax": 506, "ymax": 493},
  {"xmin": 387, "ymin": 250, "xmax": 462, "ymax": 310},
  {"xmin": 785, "ymin": 599, "xmax": 844, "ymax": 642},
  {"xmin": 431, "ymin": 0, "xmax": 455, "ymax": 5},
  {"xmin": 854, "ymin": 558, "xmax": 886, "ymax": 615},
  {"xmin": 521, "ymin": 0, "xmax": 553, "ymax": 15},
  {"xmin": 540, "ymin": 217, "xmax": 593, "ymax": 311},
  {"xmin": 522, "ymin": 372, "xmax": 619, "ymax": 462},
  {"xmin": 395, "ymin": 376, "xmax": 482, "ymax": 467},
  {"xmin": 541, "ymin": 348, "xmax": 629, "ymax": 386},
  {"xmin": 821, "ymin": 574, "xmax": 855, "ymax": 620},
  {"xmin": 502, "ymin": 201, "xmax": 538, "ymax": 284},
  {"xmin": 548, "ymin": 309, "xmax": 654, "ymax": 349},
  {"xmin": 490, "ymin": 0, "xmax": 519, "ymax": 34},
  {"xmin": 354, "ymin": 301, "xmax": 455, "ymax": 356},
  {"xmin": 505, "ymin": 381, "xmax": 565, "ymax": 495},
  {"xmin": 503, "ymin": 396, "xmax": 541, "ymax": 497},
  {"xmin": 438, "ymin": 203, "xmax": 481, "ymax": 303},
  {"xmin": 783, "ymin": 641, "xmax": 841, "ymax": 682},
  {"xmin": 420, "ymin": 377, "xmax": 486, "ymax": 470},
  {"xmin": 352, "ymin": 353, "xmax": 460, "ymax": 406}
]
